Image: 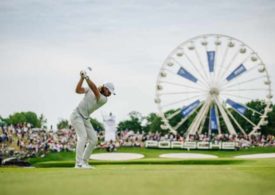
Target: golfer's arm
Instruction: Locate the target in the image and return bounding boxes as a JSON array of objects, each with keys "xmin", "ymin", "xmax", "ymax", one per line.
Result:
[
  {"xmin": 75, "ymin": 78, "xmax": 86, "ymax": 94},
  {"xmin": 85, "ymin": 78, "xmax": 100, "ymax": 100}
]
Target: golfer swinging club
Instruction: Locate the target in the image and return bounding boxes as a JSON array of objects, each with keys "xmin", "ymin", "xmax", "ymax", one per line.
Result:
[{"xmin": 70, "ymin": 70, "xmax": 115, "ymax": 168}]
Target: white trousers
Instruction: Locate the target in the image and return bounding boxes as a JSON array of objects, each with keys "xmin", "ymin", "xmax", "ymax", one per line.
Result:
[{"xmin": 70, "ymin": 110, "xmax": 97, "ymax": 165}]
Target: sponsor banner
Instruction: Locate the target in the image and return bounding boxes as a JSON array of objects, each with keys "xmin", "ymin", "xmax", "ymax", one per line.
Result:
[
  {"xmin": 226, "ymin": 64, "xmax": 247, "ymax": 81},
  {"xmin": 210, "ymin": 106, "xmax": 218, "ymax": 132},
  {"xmin": 181, "ymin": 100, "xmax": 200, "ymax": 117},
  {"xmin": 210, "ymin": 142, "xmax": 222, "ymax": 149},
  {"xmin": 171, "ymin": 141, "xmax": 183, "ymax": 148},
  {"xmin": 158, "ymin": 141, "xmax": 171, "ymax": 148},
  {"xmin": 177, "ymin": 67, "xmax": 198, "ymax": 83},
  {"xmin": 207, "ymin": 51, "xmax": 215, "ymax": 72},
  {"xmin": 145, "ymin": 140, "xmax": 236, "ymax": 150},
  {"xmin": 145, "ymin": 141, "xmax": 158, "ymax": 148},
  {"xmin": 222, "ymin": 142, "xmax": 236, "ymax": 150},
  {"xmin": 197, "ymin": 142, "xmax": 210, "ymax": 149},
  {"xmin": 226, "ymin": 99, "xmax": 247, "ymax": 114},
  {"xmin": 183, "ymin": 142, "xmax": 197, "ymax": 149}
]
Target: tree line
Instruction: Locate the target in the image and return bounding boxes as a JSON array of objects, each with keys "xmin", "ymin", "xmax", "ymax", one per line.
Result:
[
  {"xmin": 117, "ymin": 100, "xmax": 275, "ymax": 135},
  {"xmin": 0, "ymin": 100, "xmax": 274, "ymax": 135}
]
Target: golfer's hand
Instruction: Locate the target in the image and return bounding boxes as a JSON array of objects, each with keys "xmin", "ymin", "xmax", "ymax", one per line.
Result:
[{"xmin": 80, "ymin": 70, "xmax": 87, "ymax": 79}]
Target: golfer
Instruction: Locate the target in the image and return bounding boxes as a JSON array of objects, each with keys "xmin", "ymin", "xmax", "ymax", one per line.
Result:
[{"xmin": 70, "ymin": 70, "xmax": 115, "ymax": 168}]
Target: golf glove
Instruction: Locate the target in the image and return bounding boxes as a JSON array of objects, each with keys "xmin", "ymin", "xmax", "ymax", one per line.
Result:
[{"xmin": 80, "ymin": 70, "xmax": 89, "ymax": 80}]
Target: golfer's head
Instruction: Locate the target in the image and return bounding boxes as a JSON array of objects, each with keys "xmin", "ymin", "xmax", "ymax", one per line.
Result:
[{"xmin": 102, "ymin": 82, "xmax": 115, "ymax": 97}]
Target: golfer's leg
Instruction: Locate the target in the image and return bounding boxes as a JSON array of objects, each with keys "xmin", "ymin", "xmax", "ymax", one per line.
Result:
[
  {"xmin": 82, "ymin": 121, "xmax": 98, "ymax": 162},
  {"xmin": 70, "ymin": 113, "xmax": 87, "ymax": 165}
]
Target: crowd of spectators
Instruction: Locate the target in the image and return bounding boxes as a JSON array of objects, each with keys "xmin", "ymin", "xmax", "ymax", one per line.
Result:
[
  {"xmin": 1, "ymin": 124, "xmax": 275, "ymax": 162},
  {"xmin": 99, "ymin": 130, "xmax": 275, "ymax": 149},
  {"xmin": 0, "ymin": 123, "xmax": 76, "ymax": 160}
]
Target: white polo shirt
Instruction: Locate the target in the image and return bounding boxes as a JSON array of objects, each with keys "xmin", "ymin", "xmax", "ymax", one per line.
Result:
[{"xmin": 77, "ymin": 87, "xmax": 107, "ymax": 119}]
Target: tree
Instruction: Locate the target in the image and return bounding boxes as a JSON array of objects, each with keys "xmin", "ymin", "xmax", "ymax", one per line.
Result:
[
  {"xmin": 39, "ymin": 114, "xmax": 47, "ymax": 128},
  {"xmin": 90, "ymin": 118, "xmax": 104, "ymax": 131},
  {"xmin": 221, "ymin": 100, "xmax": 275, "ymax": 135},
  {"xmin": 117, "ymin": 111, "xmax": 143, "ymax": 133},
  {"xmin": 9, "ymin": 112, "xmax": 26, "ymax": 125},
  {"xmin": 162, "ymin": 108, "xmax": 198, "ymax": 135},
  {"xmin": 0, "ymin": 115, "xmax": 6, "ymax": 126},
  {"xmin": 143, "ymin": 113, "xmax": 163, "ymax": 133},
  {"xmin": 25, "ymin": 112, "xmax": 41, "ymax": 127},
  {"xmin": 57, "ymin": 119, "xmax": 69, "ymax": 130},
  {"xmin": 7, "ymin": 111, "xmax": 41, "ymax": 127}
]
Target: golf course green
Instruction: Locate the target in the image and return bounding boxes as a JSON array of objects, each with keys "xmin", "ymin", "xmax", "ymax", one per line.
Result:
[{"xmin": 1, "ymin": 147, "xmax": 275, "ymax": 195}]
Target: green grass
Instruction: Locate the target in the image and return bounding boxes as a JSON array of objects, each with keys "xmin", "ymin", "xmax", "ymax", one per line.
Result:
[
  {"xmin": 28, "ymin": 146, "xmax": 275, "ymax": 167},
  {"xmin": 1, "ymin": 147, "xmax": 275, "ymax": 195}
]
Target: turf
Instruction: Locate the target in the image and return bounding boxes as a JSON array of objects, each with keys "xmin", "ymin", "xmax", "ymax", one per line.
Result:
[
  {"xmin": 1, "ymin": 147, "xmax": 275, "ymax": 195},
  {"xmin": 28, "ymin": 146, "xmax": 275, "ymax": 167}
]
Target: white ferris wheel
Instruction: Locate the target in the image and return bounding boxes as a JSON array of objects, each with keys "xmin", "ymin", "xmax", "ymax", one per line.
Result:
[{"xmin": 155, "ymin": 34, "xmax": 273, "ymax": 137}]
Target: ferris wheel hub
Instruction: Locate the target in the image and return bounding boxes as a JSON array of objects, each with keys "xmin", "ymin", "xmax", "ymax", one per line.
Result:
[{"xmin": 209, "ymin": 87, "xmax": 220, "ymax": 96}]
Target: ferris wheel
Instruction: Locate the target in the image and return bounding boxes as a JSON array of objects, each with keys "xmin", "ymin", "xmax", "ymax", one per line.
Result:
[{"xmin": 155, "ymin": 34, "xmax": 273, "ymax": 137}]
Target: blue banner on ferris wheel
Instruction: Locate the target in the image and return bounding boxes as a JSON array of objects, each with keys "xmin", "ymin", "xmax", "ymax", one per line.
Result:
[
  {"xmin": 207, "ymin": 51, "xmax": 215, "ymax": 72},
  {"xmin": 226, "ymin": 99, "xmax": 247, "ymax": 114},
  {"xmin": 226, "ymin": 64, "xmax": 247, "ymax": 81},
  {"xmin": 181, "ymin": 100, "xmax": 200, "ymax": 117},
  {"xmin": 177, "ymin": 67, "xmax": 198, "ymax": 83},
  {"xmin": 210, "ymin": 106, "xmax": 218, "ymax": 131}
]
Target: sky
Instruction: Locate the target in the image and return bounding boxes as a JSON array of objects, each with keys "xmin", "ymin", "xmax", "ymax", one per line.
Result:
[{"xmin": 0, "ymin": 0, "xmax": 274, "ymax": 129}]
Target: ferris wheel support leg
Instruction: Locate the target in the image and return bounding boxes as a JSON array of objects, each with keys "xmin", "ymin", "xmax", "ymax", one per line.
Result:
[
  {"xmin": 214, "ymin": 105, "xmax": 222, "ymax": 135},
  {"xmin": 199, "ymin": 101, "xmax": 213, "ymax": 135},
  {"xmin": 248, "ymin": 127, "xmax": 260, "ymax": 136},
  {"xmin": 198, "ymin": 109, "xmax": 208, "ymax": 134},
  {"xmin": 186, "ymin": 97, "xmax": 211, "ymax": 137},
  {"xmin": 223, "ymin": 105, "xmax": 247, "ymax": 136},
  {"xmin": 214, "ymin": 97, "xmax": 237, "ymax": 135}
]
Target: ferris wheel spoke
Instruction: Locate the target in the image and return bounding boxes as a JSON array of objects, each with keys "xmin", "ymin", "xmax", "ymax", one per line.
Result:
[
  {"xmin": 215, "ymin": 46, "xmax": 229, "ymax": 83},
  {"xmin": 220, "ymin": 64, "xmax": 259, "ymax": 88},
  {"xmin": 219, "ymin": 49, "xmax": 241, "ymax": 80},
  {"xmin": 159, "ymin": 90, "xmax": 207, "ymax": 96},
  {"xmin": 225, "ymin": 98, "xmax": 264, "ymax": 115},
  {"xmin": 223, "ymin": 104, "xmax": 247, "ymax": 136},
  {"xmin": 159, "ymin": 80, "xmax": 205, "ymax": 91},
  {"xmin": 214, "ymin": 97, "xmax": 237, "ymax": 135},
  {"xmin": 167, "ymin": 109, "xmax": 182, "ymax": 120},
  {"xmin": 220, "ymin": 93, "xmax": 254, "ymax": 101},
  {"xmin": 246, "ymin": 106, "xmax": 265, "ymax": 116},
  {"xmin": 194, "ymin": 47, "xmax": 210, "ymax": 81},
  {"xmin": 160, "ymin": 94, "xmax": 205, "ymax": 109},
  {"xmin": 171, "ymin": 58, "xmax": 208, "ymax": 88},
  {"xmin": 173, "ymin": 100, "xmax": 204, "ymax": 131},
  {"xmin": 227, "ymin": 103, "xmax": 257, "ymax": 127},
  {"xmin": 179, "ymin": 52, "xmax": 210, "ymax": 87},
  {"xmin": 220, "ymin": 53, "xmax": 253, "ymax": 83},
  {"xmin": 186, "ymin": 97, "xmax": 212, "ymax": 136},
  {"xmin": 226, "ymin": 88, "xmax": 267, "ymax": 92},
  {"xmin": 198, "ymin": 110, "xmax": 208, "ymax": 134},
  {"xmin": 162, "ymin": 67, "xmax": 206, "ymax": 89},
  {"xmin": 211, "ymin": 36, "xmax": 222, "ymax": 81},
  {"xmin": 214, "ymin": 105, "xmax": 222, "ymax": 134},
  {"xmin": 221, "ymin": 76, "xmax": 265, "ymax": 90}
]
